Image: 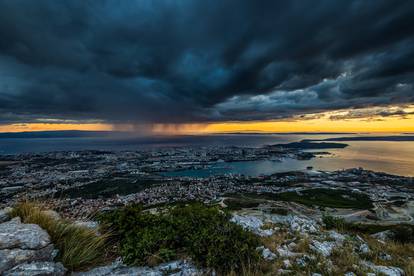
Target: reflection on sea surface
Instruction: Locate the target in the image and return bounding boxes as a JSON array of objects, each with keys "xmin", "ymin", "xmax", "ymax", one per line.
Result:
[
  {"xmin": 162, "ymin": 141, "xmax": 414, "ymax": 177},
  {"xmin": 0, "ymin": 134, "xmax": 413, "ymax": 176}
]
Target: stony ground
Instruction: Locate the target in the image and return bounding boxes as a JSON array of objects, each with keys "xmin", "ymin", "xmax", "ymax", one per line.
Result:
[
  {"xmin": 231, "ymin": 212, "xmax": 410, "ymax": 275},
  {"xmin": 0, "ymin": 206, "xmax": 412, "ymax": 275}
]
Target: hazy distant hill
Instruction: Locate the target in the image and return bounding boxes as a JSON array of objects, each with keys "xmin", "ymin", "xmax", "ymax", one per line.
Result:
[
  {"xmin": 0, "ymin": 130, "xmax": 116, "ymax": 139},
  {"xmin": 321, "ymin": 136, "xmax": 414, "ymax": 142}
]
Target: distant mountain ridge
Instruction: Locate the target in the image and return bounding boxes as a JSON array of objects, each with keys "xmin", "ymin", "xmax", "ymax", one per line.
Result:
[
  {"xmin": 0, "ymin": 130, "xmax": 116, "ymax": 139},
  {"xmin": 319, "ymin": 136, "xmax": 414, "ymax": 142}
]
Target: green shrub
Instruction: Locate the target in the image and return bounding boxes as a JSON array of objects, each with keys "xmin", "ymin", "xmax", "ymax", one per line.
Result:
[
  {"xmin": 270, "ymin": 208, "xmax": 288, "ymax": 215},
  {"xmin": 393, "ymin": 226, "xmax": 414, "ymax": 243},
  {"xmin": 322, "ymin": 214, "xmax": 346, "ymax": 231},
  {"xmin": 223, "ymin": 198, "xmax": 261, "ymax": 210},
  {"xmin": 99, "ymin": 203, "xmax": 260, "ymax": 273}
]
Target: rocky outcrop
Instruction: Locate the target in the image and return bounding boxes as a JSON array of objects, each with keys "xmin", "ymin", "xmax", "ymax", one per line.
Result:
[
  {"xmin": 0, "ymin": 207, "xmax": 12, "ymax": 223},
  {"xmin": 0, "ymin": 217, "xmax": 51, "ymax": 250},
  {"xmin": 0, "ymin": 217, "xmax": 58, "ymax": 274},
  {"xmin": 230, "ymin": 214, "xmax": 274, "ymax": 236},
  {"xmin": 362, "ymin": 261, "xmax": 404, "ymax": 276},
  {"xmin": 371, "ymin": 230, "xmax": 394, "ymax": 242},
  {"xmin": 230, "ymin": 214, "xmax": 320, "ymax": 237},
  {"xmin": 74, "ymin": 259, "xmax": 202, "ymax": 276},
  {"xmin": 4, "ymin": 261, "xmax": 66, "ymax": 276},
  {"xmin": 0, "ymin": 246, "xmax": 55, "ymax": 273},
  {"xmin": 256, "ymin": 246, "xmax": 277, "ymax": 261}
]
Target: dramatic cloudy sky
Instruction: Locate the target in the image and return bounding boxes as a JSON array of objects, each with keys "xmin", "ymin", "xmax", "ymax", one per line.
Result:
[{"xmin": 0, "ymin": 0, "xmax": 413, "ymax": 131}]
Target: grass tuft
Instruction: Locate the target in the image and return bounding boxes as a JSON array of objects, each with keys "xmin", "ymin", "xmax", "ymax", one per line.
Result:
[{"xmin": 10, "ymin": 201, "xmax": 109, "ymax": 271}]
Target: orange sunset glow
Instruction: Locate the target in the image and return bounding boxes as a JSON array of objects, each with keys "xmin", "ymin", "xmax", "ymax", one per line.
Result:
[{"xmin": 2, "ymin": 106, "xmax": 413, "ymax": 134}]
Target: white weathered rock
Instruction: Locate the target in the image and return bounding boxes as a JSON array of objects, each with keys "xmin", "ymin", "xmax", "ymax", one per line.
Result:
[
  {"xmin": 0, "ymin": 245, "xmax": 54, "ymax": 273},
  {"xmin": 262, "ymin": 248, "xmax": 277, "ymax": 261},
  {"xmin": 0, "ymin": 217, "xmax": 55, "ymax": 273},
  {"xmin": 282, "ymin": 259, "xmax": 291, "ymax": 269},
  {"xmin": 327, "ymin": 230, "xmax": 347, "ymax": 244},
  {"xmin": 311, "ymin": 273, "xmax": 322, "ymax": 276},
  {"xmin": 277, "ymin": 269, "xmax": 294, "ymax": 275},
  {"xmin": 4, "ymin": 261, "xmax": 66, "ymax": 276},
  {"xmin": 74, "ymin": 220, "xmax": 99, "ymax": 230},
  {"xmin": 289, "ymin": 216, "xmax": 319, "ymax": 234},
  {"xmin": 296, "ymin": 255, "xmax": 315, "ymax": 268},
  {"xmin": 268, "ymin": 215, "xmax": 319, "ymax": 234},
  {"xmin": 277, "ymin": 245, "xmax": 302, "ymax": 257},
  {"xmin": 230, "ymin": 215, "xmax": 274, "ymax": 236},
  {"xmin": 358, "ymin": 243, "xmax": 370, "ymax": 254},
  {"xmin": 370, "ymin": 230, "xmax": 394, "ymax": 242},
  {"xmin": 260, "ymin": 229, "xmax": 274, "ymax": 236},
  {"xmin": 0, "ymin": 207, "xmax": 12, "ymax": 223},
  {"xmin": 310, "ymin": 240, "xmax": 336, "ymax": 257},
  {"xmin": 344, "ymin": 272, "xmax": 356, "ymax": 276},
  {"xmin": 0, "ymin": 217, "xmax": 51, "ymax": 250},
  {"xmin": 74, "ymin": 260, "xmax": 201, "ymax": 276},
  {"xmin": 362, "ymin": 261, "xmax": 404, "ymax": 276},
  {"xmin": 296, "ymin": 257, "xmax": 307, "ymax": 268},
  {"xmin": 287, "ymin": 242, "xmax": 297, "ymax": 251},
  {"xmin": 379, "ymin": 252, "xmax": 392, "ymax": 261},
  {"xmin": 375, "ymin": 266, "xmax": 404, "ymax": 276}
]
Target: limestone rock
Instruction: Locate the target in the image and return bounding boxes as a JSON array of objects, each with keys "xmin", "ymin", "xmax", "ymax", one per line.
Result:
[
  {"xmin": 0, "ymin": 245, "xmax": 54, "ymax": 273},
  {"xmin": 4, "ymin": 261, "xmax": 66, "ymax": 276},
  {"xmin": 358, "ymin": 243, "xmax": 370, "ymax": 254},
  {"xmin": 379, "ymin": 252, "xmax": 392, "ymax": 261},
  {"xmin": 370, "ymin": 230, "xmax": 394, "ymax": 242},
  {"xmin": 282, "ymin": 259, "xmax": 291, "ymax": 269},
  {"xmin": 277, "ymin": 245, "xmax": 302, "ymax": 258},
  {"xmin": 373, "ymin": 265, "xmax": 404, "ymax": 276},
  {"xmin": 362, "ymin": 261, "xmax": 404, "ymax": 276},
  {"xmin": 74, "ymin": 260, "xmax": 201, "ymax": 276},
  {"xmin": 0, "ymin": 217, "xmax": 51, "ymax": 250},
  {"xmin": 262, "ymin": 248, "xmax": 277, "ymax": 261},
  {"xmin": 327, "ymin": 230, "xmax": 346, "ymax": 244},
  {"xmin": 74, "ymin": 220, "xmax": 99, "ymax": 230},
  {"xmin": 230, "ymin": 215, "xmax": 274, "ymax": 236},
  {"xmin": 0, "ymin": 217, "xmax": 55, "ymax": 273},
  {"xmin": 0, "ymin": 207, "xmax": 13, "ymax": 223},
  {"xmin": 296, "ymin": 255, "xmax": 315, "ymax": 268},
  {"xmin": 289, "ymin": 216, "xmax": 319, "ymax": 234},
  {"xmin": 269, "ymin": 215, "xmax": 320, "ymax": 234},
  {"xmin": 310, "ymin": 240, "xmax": 336, "ymax": 257}
]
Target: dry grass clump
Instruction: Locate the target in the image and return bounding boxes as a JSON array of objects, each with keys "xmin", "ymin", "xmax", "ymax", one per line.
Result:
[
  {"xmin": 363, "ymin": 235, "xmax": 414, "ymax": 274},
  {"xmin": 10, "ymin": 201, "xmax": 109, "ymax": 271},
  {"xmin": 261, "ymin": 221, "xmax": 277, "ymax": 230},
  {"xmin": 225, "ymin": 258, "xmax": 285, "ymax": 276},
  {"xmin": 330, "ymin": 241, "xmax": 369, "ymax": 275},
  {"xmin": 293, "ymin": 235, "xmax": 310, "ymax": 253},
  {"xmin": 405, "ymin": 261, "xmax": 414, "ymax": 276},
  {"xmin": 260, "ymin": 229, "xmax": 291, "ymax": 252}
]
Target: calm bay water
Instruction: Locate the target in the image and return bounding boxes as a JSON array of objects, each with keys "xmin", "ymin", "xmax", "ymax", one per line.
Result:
[
  {"xmin": 0, "ymin": 134, "xmax": 413, "ymax": 176},
  {"xmin": 163, "ymin": 141, "xmax": 414, "ymax": 177}
]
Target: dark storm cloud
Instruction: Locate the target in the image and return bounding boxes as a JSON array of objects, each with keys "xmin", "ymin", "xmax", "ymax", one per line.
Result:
[
  {"xmin": 328, "ymin": 107, "xmax": 414, "ymax": 121},
  {"xmin": 0, "ymin": 0, "xmax": 413, "ymax": 124}
]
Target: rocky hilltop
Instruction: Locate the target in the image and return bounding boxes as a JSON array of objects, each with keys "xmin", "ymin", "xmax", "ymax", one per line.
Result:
[{"xmin": 0, "ymin": 201, "xmax": 412, "ymax": 275}]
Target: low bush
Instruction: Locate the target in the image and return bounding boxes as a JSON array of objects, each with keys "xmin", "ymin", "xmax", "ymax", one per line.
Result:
[
  {"xmin": 322, "ymin": 214, "xmax": 346, "ymax": 231},
  {"xmin": 223, "ymin": 198, "xmax": 261, "ymax": 210},
  {"xmin": 10, "ymin": 201, "xmax": 108, "ymax": 271},
  {"xmin": 323, "ymin": 214, "xmax": 414, "ymax": 244},
  {"xmin": 393, "ymin": 225, "xmax": 414, "ymax": 243},
  {"xmin": 99, "ymin": 203, "xmax": 260, "ymax": 273}
]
